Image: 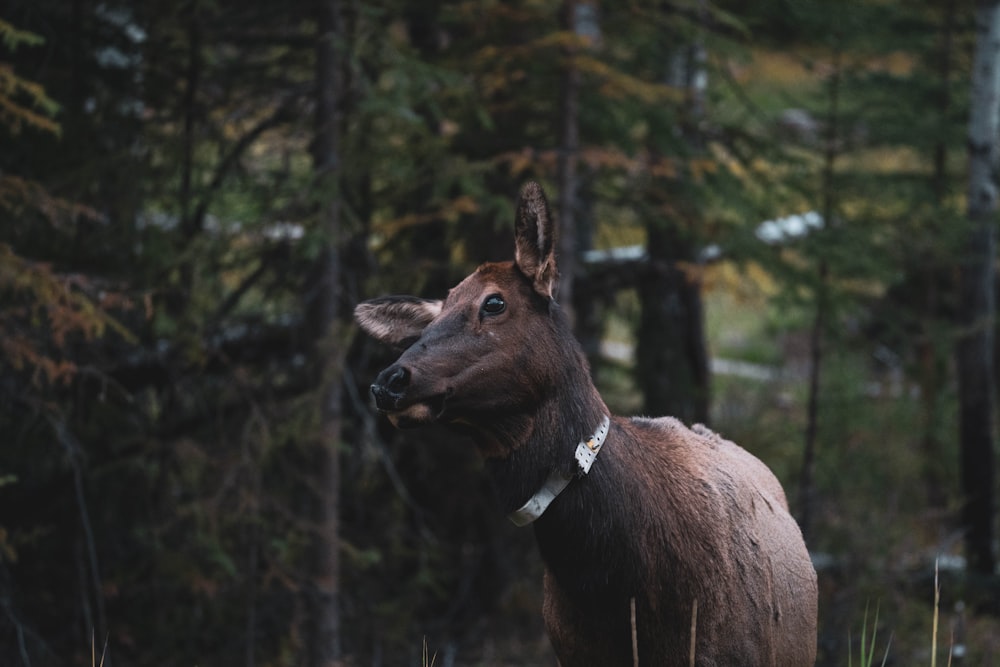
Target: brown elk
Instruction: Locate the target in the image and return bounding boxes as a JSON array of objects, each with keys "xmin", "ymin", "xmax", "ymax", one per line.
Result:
[{"xmin": 354, "ymin": 182, "xmax": 818, "ymax": 666}]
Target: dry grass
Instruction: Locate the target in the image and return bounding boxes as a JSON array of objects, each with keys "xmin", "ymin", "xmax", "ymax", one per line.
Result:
[{"xmin": 92, "ymin": 633, "xmax": 109, "ymax": 667}]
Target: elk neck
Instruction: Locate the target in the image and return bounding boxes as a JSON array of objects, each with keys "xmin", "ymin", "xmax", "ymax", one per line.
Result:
[
  {"xmin": 505, "ymin": 413, "xmax": 611, "ymax": 527},
  {"xmin": 481, "ymin": 336, "xmax": 611, "ymax": 525}
]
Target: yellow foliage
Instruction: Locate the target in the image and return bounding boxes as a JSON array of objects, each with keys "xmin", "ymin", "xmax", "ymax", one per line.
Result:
[
  {"xmin": 495, "ymin": 145, "xmax": 705, "ymax": 183},
  {"xmin": 1, "ymin": 335, "xmax": 78, "ymax": 385},
  {"xmin": 841, "ymin": 146, "xmax": 927, "ymax": 175},
  {"xmin": 0, "ymin": 63, "xmax": 61, "ymax": 136},
  {"xmin": 473, "ymin": 31, "xmax": 589, "ymax": 97},
  {"xmin": 0, "ymin": 174, "xmax": 101, "ymax": 226},
  {"xmin": 0, "ymin": 525, "xmax": 16, "ymax": 563},
  {"xmin": 704, "ymin": 261, "xmax": 780, "ymax": 301},
  {"xmin": 688, "ymin": 157, "xmax": 719, "ymax": 184},
  {"xmin": 375, "ymin": 195, "xmax": 480, "ymax": 237},
  {"xmin": 507, "ymin": 147, "xmax": 539, "ymax": 178},
  {"xmin": 0, "ymin": 244, "xmax": 135, "ymax": 386},
  {"xmin": 1, "ymin": 21, "xmax": 60, "ymax": 138},
  {"xmin": 738, "ymin": 49, "xmax": 815, "ymax": 87},
  {"xmin": 578, "ymin": 55, "xmax": 685, "ymax": 105}
]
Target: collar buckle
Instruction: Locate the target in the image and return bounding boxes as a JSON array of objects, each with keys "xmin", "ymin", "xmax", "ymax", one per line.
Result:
[
  {"xmin": 507, "ymin": 415, "xmax": 611, "ymax": 527},
  {"xmin": 573, "ymin": 415, "xmax": 610, "ymax": 476}
]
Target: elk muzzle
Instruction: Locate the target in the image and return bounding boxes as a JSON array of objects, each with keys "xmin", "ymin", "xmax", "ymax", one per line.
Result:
[
  {"xmin": 371, "ymin": 365, "xmax": 410, "ymax": 411},
  {"xmin": 371, "ymin": 364, "xmax": 443, "ymax": 427}
]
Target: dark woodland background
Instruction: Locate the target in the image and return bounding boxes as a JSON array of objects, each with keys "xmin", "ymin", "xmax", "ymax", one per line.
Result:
[{"xmin": 2, "ymin": 0, "xmax": 1000, "ymax": 665}]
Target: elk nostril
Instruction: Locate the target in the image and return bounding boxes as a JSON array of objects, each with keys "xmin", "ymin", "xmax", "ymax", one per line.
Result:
[
  {"xmin": 372, "ymin": 366, "xmax": 411, "ymax": 409},
  {"xmin": 385, "ymin": 366, "xmax": 410, "ymax": 393}
]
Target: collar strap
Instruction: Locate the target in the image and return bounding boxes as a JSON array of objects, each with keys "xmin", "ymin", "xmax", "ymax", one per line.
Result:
[{"xmin": 507, "ymin": 415, "xmax": 611, "ymax": 527}]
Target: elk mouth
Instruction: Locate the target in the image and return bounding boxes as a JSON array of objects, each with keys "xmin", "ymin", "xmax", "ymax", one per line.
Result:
[
  {"xmin": 381, "ymin": 392, "xmax": 450, "ymax": 429},
  {"xmin": 371, "ymin": 366, "xmax": 457, "ymax": 428}
]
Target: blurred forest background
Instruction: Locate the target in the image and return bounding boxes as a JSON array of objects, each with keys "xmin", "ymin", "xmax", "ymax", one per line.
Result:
[{"xmin": 3, "ymin": 0, "xmax": 1000, "ymax": 665}]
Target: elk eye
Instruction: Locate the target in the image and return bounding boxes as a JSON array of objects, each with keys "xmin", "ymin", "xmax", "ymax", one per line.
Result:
[{"xmin": 482, "ymin": 294, "xmax": 506, "ymax": 315}]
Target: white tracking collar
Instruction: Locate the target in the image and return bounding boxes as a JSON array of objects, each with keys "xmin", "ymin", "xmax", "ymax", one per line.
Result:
[{"xmin": 507, "ymin": 415, "xmax": 611, "ymax": 527}]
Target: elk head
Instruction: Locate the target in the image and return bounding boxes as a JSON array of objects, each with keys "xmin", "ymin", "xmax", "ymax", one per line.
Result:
[{"xmin": 354, "ymin": 182, "xmax": 581, "ymax": 455}]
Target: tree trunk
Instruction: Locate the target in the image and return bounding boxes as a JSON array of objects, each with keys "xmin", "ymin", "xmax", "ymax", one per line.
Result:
[
  {"xmin": 797, "ymin": 42, "xmax": 842, "ymax": 544},
  {"xmin": 307, "ymin": 0, "xmax": 344, "ymax": 663},
  {"xmin": 635, "ymin": 15, "xmax": 710, "ymax": 426},
  {"xmin": 573, "ymin": 174, "xmax": 604, "ymax": 372},
  {"xmin": 179, "ymin": 0, "xmax": 201, "ymax": 240},
  {"xmin": 956, "ymin": 0, "xmax": 1000, "ymax": 577},
  {"xmin": 559, "ymin": 3, "xmax": 603, "ymax": 366},
  {"xmin": 556, "ymin": 0, "xmax": 581, "ymax": 325},
  {"xmin": 170, "ymin": 0, "xmax": 202, "ymax": 319},
  {"xmin": 636, "ymin": 231, "xmax": 710, "ymax": 425},
  {"xmin": 920, "ymin": 0, "xmax": 957, "ymax": 510}
]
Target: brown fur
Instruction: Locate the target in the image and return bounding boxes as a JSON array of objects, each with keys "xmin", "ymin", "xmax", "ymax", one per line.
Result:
[{"xmin": 355, "ymin": 182, "xmax": 818, "ymax": 666}]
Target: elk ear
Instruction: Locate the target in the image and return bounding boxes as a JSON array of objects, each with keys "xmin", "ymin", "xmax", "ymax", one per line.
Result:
[
  {"xmin": 514, "ymin": 181, "xmax": 559, "ymax": 300},
  {"xmin": 354, "ymin": 296, "xmax": 442, "ymax": 348}
]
